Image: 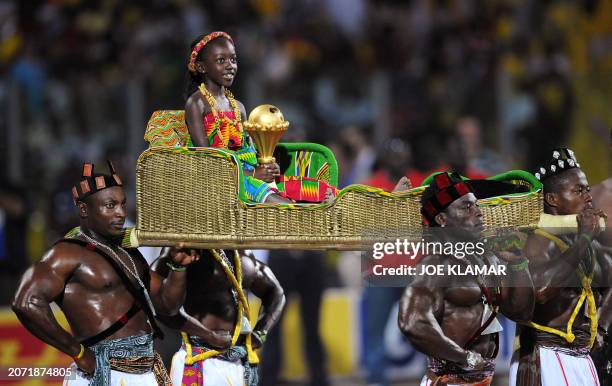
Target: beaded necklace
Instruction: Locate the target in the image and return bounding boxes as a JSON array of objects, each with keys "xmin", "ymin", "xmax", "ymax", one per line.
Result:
[
  {"xmin": 77, "ymin": 231, "xmax": 156, "ymax": 316},
  {"xmin": 199, "ymin": 83, "xmax": 242, "ymax": 148}
]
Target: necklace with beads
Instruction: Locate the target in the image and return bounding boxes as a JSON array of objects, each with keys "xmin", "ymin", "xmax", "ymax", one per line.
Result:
[
  {"xmin": 199, "ymin": 83, "xmax": 242, "ymax": 148},
  {"xmin": 211, "ymin": 249, "xmax": 239, "ymax": 304},
  {"xmin": 77, "ymin": 231, "xmax": 157, "ymax": 316}
]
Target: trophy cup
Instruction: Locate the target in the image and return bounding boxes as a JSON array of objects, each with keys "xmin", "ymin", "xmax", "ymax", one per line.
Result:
[{"xmin": 243, "ymin": 104, "xmax": 289, "ymax": 168}]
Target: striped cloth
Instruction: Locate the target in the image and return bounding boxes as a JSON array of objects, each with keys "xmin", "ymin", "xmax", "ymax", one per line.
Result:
[{"xmin": 510, "ymin": 328, "xmax": 599, "ymax": 386}]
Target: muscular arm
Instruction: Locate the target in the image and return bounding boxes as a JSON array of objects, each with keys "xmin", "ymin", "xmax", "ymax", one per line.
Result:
[
  {"xmin": 11, "ymin": 244, "xmax": 83, "ymax": 358},
  {"xmin": 497, "ymin": 253, "xmax": 535, "ymax": 323},
  {"xmin": 151, "ymin": 244, "xmax": 200, "ymax": 315},
  {"xmin": 185, "ymin": 93, "xmax": 209, "ymax": 147},
  {"xmin": 241, "ymin": 250, "xmax": 285, "ymax": 334},
  {"xmin": 149, "ymin": 247, "xmax": 196, "ymax": 317},
  {"xmin": 161, "ymin": 308, "xmax": 232, "ymax": 348},
  {"xmin": 150, "ymin": 254, "xmax": 231, "ymax": 348},
  {"xmin": 523, "ymin": 234, "xmax": 592, "ymax": 303},
  {"xmin": 398, "ymin": 257, "xmax": 469, "ymax": 365},
  {"xmin": 592, "ymin": 179, "xmax": 612, "ymax": 246},
  {"xmin": 596, "ymin": 244, "xmax": 612, "ymax": 332}
]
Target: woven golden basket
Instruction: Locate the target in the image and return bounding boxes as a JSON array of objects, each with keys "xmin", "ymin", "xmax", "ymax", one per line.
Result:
[{"xmin": 133, "ymin": 147, "xmax": 543, "ymax": 250}]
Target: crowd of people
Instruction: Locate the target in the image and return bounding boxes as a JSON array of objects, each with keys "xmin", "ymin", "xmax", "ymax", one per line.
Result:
[
  {"xmin": 1, "ymin": 0, "xmax": 611, "ymax": 385},
  {"xmin": 2, "ymin": 0, "xmax": 610, "ymax": 261}
]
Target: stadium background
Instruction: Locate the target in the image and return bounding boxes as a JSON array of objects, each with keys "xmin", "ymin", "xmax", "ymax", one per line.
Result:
[{"xmin": 0, "ymin": 0, "xmax": 611, "ymax": 385}]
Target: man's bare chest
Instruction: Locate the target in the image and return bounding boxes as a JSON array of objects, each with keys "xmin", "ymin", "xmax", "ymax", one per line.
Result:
[{"xmin": 70, "ymin": 248, "xmax": 147, "ymax": 292}]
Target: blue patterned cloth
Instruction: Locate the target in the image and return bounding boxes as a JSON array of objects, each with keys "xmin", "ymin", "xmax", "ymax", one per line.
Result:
[{"xmin": 88, "ymin": 334, "xmax": 155, "ymax": 386}]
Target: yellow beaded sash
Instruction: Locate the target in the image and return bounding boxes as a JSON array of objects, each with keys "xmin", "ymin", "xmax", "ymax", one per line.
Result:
[
  {"xmin": 525, "ymin": 229, "xmax": 598, "ymax": 348},
  {"xmin": 181, "ymin": 249, "xmax": 259, "ymax": 365}
]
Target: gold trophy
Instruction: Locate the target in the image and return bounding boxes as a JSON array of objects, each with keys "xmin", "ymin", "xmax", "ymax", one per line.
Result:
[{"xmin": 243, "ymin": 104, "xmax": 290, "ymax": 166}]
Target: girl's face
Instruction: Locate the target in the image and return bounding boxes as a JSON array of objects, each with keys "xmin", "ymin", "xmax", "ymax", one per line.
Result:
[{"xmin": 198, "ymin": 39, "xmax": 237, "ymax": 88}]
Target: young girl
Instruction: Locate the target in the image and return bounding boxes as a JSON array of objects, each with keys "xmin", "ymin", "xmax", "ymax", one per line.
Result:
[{"xmin": 184, "ymin": 31, "xmax": 290, "ymax": 203}]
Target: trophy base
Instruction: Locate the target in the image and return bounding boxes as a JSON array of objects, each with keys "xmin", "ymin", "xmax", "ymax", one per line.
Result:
[{"xmin": 257, "ymin": 156, "xmax": 276, "ymax": 164}]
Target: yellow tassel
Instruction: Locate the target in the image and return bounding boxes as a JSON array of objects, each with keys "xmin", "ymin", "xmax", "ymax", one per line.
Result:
[
  {"xmin": 182, "ymin": 250, "xmax": 261, "ymax": 365},
  {"xmin": 246, "ymin": 333, "xmax": 260, "ymax": 364},
  {"xmin": 525, "ymin": 249, "xmax": 598, "ymax": 347}
]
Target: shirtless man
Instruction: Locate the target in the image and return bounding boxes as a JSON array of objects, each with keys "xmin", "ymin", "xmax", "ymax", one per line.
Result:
[
  {"xmin": 510, "ymin": 148, "xmax": 611, "ymax": 386},
  {"xmin": 591, "ymin": 177, "xmax": 612, "ymax": 384},
  {"xmin": 153, "ymin": 248, "xmax": 285, "ymax": 386},
  {"xmin": 398, "ymin": 171, "xmax": 535, "ymax": 385},
  {"xmin": 12, "ymin": 162, "xmax": 199, "ymax": 385},
  {"xmin": 592, "ymin": 177, "xmax": 612, "ymax": 246}
]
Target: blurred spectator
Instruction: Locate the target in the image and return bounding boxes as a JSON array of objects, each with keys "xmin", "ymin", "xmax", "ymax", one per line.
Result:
[
  {"xmin": 455, "ymin": 116, "xmax": 506, "ymax": 175},
  {"xmin": 359, "ymin": 138, "xmax": 411, "ymax": 386},
  {"xmin": 260, "ymin": 250, "xmax": 330, "ymax": 386},
  {"xmin": 340, "ymin": 126, "xmax": 376, "ymax": 185},
  {"xmin": 519, "ymin": 41, "xmax": 574, "ymax": 171},
  {"xmin": 406, "ymin": 134, "xmax": 448, "ymax": 186},
  {"xmin": 365, "ymin": 138, "xmax": 412, "ymax": 190},
  {"xmin": 444, "ymin": 132, "xmax": 489, "ymax": 179},
  {"xmin": 0, "ymin": 182, "xmax": 28, "ymax": 305},
  {"xmin": 6, "ymin": 0, "xmax": 608, "ymax": 217}
]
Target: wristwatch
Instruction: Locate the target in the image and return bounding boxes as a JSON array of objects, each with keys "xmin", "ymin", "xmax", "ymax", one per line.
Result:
[{"xmin": 464, "ymin": 351, "xmax": 481, "ymax": 370}]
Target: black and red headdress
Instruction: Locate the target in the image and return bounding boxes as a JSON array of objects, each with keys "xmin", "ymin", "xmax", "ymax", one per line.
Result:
[
  {"xmin": 420, "ymin": 171, "xmax": 473, "ymax": 226},
  {"xmin": 72, "ymin": 161, "xmax": 123, "ymax": 205}
]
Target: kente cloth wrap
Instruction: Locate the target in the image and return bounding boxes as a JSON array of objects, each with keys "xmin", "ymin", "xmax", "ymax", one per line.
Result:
[
  {"xmin": 275, "ymin": 147, "xmax": 337, "ymax": 202},
  {"xmin": 204, "ymin": 111, "xmax": 337, "ymax": 203},
  {"xmin": 204, "ymin": 111, "xmax": 278, "ymax": 203},
  {"xmin": 180, "ymin": 338, "xmax": 258, "ymax": 386},
  {"xmin": 277, "ymin": 175, "xmax": 337, "ymax": 202},
  {"xmin": 204, "ymin": 111, "xmax": 251, "ymax": 157},
  {"xmin": 243, "ymin": 175, "xmax": 279, "ymax": 203},
  {"xmin": 425, "ymin": 356, "xmax": 496, "ymax": 385},
  {"xmin": 87, "ymin": 333, "xmax": 170, "ymax": 386}
]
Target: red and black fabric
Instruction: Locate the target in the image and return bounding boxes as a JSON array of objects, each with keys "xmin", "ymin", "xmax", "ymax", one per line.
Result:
[
  {"xmin": 72, "ymin": 160, "xmax": 123, "ymax": 205},
  {"xmin": 80, "ymin": 303, "xmax": 142, "ymax": 347},
  {"xmin": 421, "ymin": 171, "xmax": 474, "ymax": 226}
]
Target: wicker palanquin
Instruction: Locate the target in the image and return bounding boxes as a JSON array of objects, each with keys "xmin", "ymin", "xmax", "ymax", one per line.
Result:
[{"xmin": 126, "ymin": 110, "xmax": 549, "ymax": 250}]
